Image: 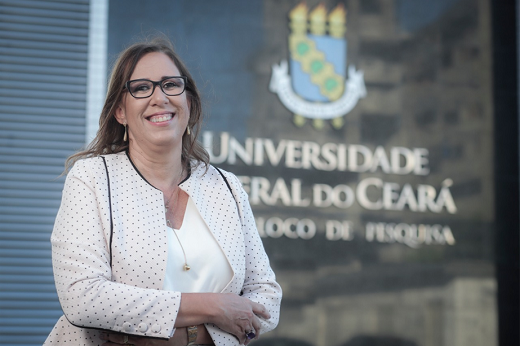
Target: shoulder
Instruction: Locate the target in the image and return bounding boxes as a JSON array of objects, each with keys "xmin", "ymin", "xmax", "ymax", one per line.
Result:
[
  {"xmin": 68, "ymin": 156, "xmax": 105, "ymax": 178},
  {"xmin": 190, "ymin": 163, "xmax": 241, "ymax": 186},
  {"xmin": 68, "ymin": 152, "xmax": 126, "ymax": 180}
]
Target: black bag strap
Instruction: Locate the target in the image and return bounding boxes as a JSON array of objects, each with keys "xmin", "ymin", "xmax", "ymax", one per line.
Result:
[
  {"xmin": 215, "ymin": 166, "xmax": 242, "ymax": 222},
  {"xmin": 101, "ymin": 156, "xmax": 114, "ymax": 268}
]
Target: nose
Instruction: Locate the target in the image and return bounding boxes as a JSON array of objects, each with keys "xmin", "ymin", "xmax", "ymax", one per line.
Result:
[{"xmin": 150, "ymin": 84, "xmax": 169, "ymax": 104}]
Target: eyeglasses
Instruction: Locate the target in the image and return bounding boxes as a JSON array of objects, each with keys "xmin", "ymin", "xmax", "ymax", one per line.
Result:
[{"xmin": 125, "ymin": 76, "xmax": 187, "ymax": 99}]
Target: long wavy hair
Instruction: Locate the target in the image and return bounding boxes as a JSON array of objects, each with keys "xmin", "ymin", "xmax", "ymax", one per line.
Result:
[{"xmin": 66, "ymin": 37, "xmax": 209, "ymax": 173}]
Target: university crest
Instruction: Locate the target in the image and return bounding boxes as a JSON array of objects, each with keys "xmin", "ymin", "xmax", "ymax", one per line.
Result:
[{"xmin": 270, "ymin": 2, "xmax": 366, "ymax": 129}]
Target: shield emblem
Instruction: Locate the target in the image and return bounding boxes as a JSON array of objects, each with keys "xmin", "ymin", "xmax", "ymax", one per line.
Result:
[
  {"xmin": 269, "ymin": 2, "xmax": 366, "ymax": 129},
  {"xmin": 290, "ymin": 34, "xmax": 346, "ymax": 102}
]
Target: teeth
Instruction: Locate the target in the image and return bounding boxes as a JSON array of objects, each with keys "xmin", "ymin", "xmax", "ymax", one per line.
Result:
[{"xmin": 149, "ymin": 114, "xmax": 173, "ymax": 123}]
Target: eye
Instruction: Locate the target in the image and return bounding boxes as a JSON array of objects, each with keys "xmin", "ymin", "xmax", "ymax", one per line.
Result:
[
  {"xmin": 162, "ymin": 78, "xmax": 184, "ymax": 90},
  {"xmin": 129, "ymin": 81, "xmax": 151, "ymax": 94}
]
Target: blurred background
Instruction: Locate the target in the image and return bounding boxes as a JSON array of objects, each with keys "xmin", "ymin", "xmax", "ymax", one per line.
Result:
[{"xmin": 0, "ymin": 0, "xmax": 518, "ymax": 345}]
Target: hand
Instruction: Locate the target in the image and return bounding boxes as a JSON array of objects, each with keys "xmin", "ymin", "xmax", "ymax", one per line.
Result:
[
  {"xmin": 209, "ymin": 293, "xmax": 271, "ymax": 345},
  {"xmin": 100, "ymin": 329, "xmax": 187, "ymax": 346}
]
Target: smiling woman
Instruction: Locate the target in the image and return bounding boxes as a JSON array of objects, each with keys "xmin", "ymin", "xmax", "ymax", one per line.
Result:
[
  {"xmin": 65, "ymin": 37, "xmax": 206, "ymax": 175},
  {"xmin": 44, "ymin": 37, "xmax": 282, "ymax": 346},
  {"xmin": 114, "ymin": 52, "xmax": 191, "ymax": 163}
]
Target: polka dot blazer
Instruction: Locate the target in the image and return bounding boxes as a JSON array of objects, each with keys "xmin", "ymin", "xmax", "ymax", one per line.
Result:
[{"xmin": 44, "ymin": 152, "xmax": 282, "ymax": 345}]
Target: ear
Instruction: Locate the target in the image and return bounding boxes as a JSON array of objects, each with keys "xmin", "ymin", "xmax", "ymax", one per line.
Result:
[{"xmin": 114, "ymin": 105, "xmax": 126, "ymax": 125}]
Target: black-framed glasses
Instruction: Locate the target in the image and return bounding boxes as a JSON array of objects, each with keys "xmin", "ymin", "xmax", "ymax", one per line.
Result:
[{"xmin": 125, "ymin": 76, "xmax": 187, "ymax": 99}]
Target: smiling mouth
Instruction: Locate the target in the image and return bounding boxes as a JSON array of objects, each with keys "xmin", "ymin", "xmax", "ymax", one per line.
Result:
[{"xmin": 147, "ymin": 113, "xmax": 173, "ymax": 123}]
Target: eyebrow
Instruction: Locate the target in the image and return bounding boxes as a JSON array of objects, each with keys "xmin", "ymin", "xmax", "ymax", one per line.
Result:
[{"xmin": 132, "ymin": 75, "xmax": 181, "ymax": 80}]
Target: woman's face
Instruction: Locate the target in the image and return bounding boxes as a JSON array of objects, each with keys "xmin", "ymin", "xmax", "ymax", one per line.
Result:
[{"xmin": 115, "ymin": 52, "xmax": 190, "ymax": 154}]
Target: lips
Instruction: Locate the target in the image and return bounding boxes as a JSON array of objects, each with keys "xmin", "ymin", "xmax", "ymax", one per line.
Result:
[{"xmin": 147, "ymin": 113, "xmax": 173, "ymax": 123}]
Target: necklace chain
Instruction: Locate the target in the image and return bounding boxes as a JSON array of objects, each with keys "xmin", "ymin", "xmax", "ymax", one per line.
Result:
[
  {"xmin": 165, "ymin": 185, "xmax": 179, "ymax": 211},
  {"xmin": 168, "ymin": 221, "xmax": 191, "ymax": 271},
  {"xmin": 164, "ymin": 175, "xmax": 190, "ymax": 271}
]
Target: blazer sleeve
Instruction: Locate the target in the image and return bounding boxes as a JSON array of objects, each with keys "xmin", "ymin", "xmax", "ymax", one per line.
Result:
[
  {"xmin": 51, "ymin": 159, "xmax": 180, "ymax": 339},
  {"xmin": 222, "ymin": 170, "xmax": 283, "ymax": 335}
]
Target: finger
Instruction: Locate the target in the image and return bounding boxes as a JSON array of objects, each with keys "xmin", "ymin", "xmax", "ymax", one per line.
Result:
[
  {"xmin": 236, "ymin": 332, "xmax": 247, "ymax": 345},
  {"xmin": 241, "ymin": 320, "xmax": 259, "ymax": 346},
  {"xmin": 251, "ymin": 302, "xmax": 270, "ymax": 319},
  {"xmin": 237, "ymin": 322, "xmax": 253, "ymax": 345},
  {"xmin": 244, "ymin": 330, "xmax": 255, "ymax": 345},
  {"xmin": 251, "ymin": 315, "xmax": 262, "ymax": 338}
]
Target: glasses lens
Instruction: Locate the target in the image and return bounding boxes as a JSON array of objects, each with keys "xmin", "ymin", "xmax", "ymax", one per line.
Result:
[
  {"xmin": 128, "ymin": 80, "xmax": 153, "ymax": 98},
  {"xmin": 161, "ymin": 77, "xmax": 186, "ymax": 96}
]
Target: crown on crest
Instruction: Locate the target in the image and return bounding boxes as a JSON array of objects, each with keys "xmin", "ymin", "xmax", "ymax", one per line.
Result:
[{"xmin": 289, "ymin": 2, "xmax": 347, "ymax": 38}]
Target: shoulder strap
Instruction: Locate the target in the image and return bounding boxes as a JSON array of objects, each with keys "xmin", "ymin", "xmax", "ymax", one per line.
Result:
[
  {"xmin": 101, "ymin": 156, "xmax": 114, "ymax": 268},
  {"xmin": 215, "ymin": 166, "xmax": 243, "ymax": 222},
  {"xmin": 215, "ymin": 167, "xmax": 235, "ymax": 200}
]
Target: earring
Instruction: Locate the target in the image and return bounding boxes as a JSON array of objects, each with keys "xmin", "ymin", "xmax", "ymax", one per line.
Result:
[
  {"xmin": 123, "ymin": 124, "xmax": 128, "ymax": 141},
  {"xmin": 187, "ymin": 126, "xmax": 191, "ymax": 135}
]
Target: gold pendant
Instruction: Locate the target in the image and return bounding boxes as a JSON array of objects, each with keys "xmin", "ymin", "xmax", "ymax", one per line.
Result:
[{"xmin": 184, "ymin": 264, "xmax": 191, "ymax": 271}]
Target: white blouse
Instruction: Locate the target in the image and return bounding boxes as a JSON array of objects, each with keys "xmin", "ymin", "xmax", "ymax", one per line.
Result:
[{"xmin": 163, "ymin": 196, "xmax": 233, "ymax": 293}]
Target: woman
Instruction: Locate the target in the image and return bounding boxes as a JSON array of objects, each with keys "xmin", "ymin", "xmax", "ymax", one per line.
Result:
[{"xmin": 44, "ymin": 37, "xmax": 282, "ymax": 346}]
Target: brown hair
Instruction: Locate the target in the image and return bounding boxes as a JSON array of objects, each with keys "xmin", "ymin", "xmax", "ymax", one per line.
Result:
[{"xmin": 66, "ymin": 36, "xmax": 209, "ymax": 172}]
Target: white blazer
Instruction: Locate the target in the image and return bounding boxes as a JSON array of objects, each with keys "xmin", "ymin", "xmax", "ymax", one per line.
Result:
[{"xmin": 44, "ymin": 152, "xmax": 282, "ymax": 345}]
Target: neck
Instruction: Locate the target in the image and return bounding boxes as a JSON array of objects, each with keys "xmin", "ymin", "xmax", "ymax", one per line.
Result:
[{"xmin": 127, "ymin": 142, "xmax": 185, "ymax": 191}]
